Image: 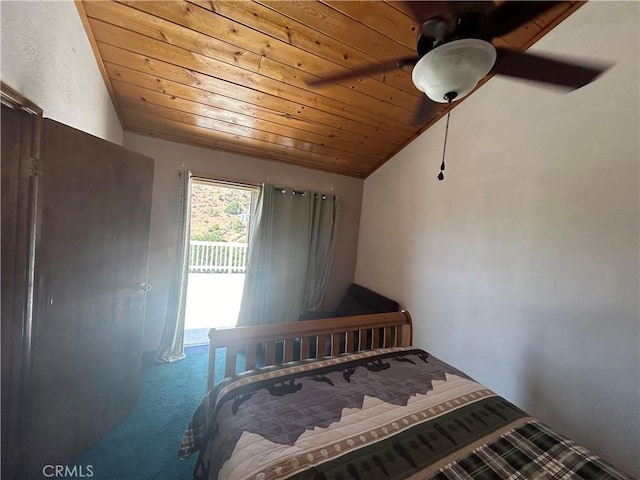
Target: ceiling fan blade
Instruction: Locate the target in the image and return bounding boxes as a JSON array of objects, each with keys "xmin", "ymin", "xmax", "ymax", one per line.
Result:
[
  {"xmin": 492, "ymin": 47, "xmax": 609, "ymax": 90},
  {"xmin": 402, "ymin": 1, "xmax": 453, "ymax": 23},
  {"xmin": 481, "ymin": 2, "xmax": 562, "ymax": 39},
  {"xmin": 307, "ymin": 56, "xmax": 418, "ymax": 87},
  {"xmin": 410, "ymin": 95, "xmax": 438, "ymax": 126},
  {"xmin": 448, "ymin": 1, "xmax": 495, "ymax": 17}
]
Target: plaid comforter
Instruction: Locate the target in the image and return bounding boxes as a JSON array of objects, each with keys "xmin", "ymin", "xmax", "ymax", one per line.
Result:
[{"xmin": 180, "ymin": 347, "xmax": 631, "ymax": 480}]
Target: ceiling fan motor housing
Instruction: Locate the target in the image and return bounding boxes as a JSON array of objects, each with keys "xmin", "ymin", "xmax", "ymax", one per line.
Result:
[
  {"xmin": 412, "ymin": 38, "xmax": 497, "ymax": 103},
  {"xmin": 417, "ymin": 17, "xmax": 452, "ymax": 56}
]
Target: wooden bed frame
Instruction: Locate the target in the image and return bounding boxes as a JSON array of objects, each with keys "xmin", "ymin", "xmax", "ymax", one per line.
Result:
[{"xmin": 207, "ymin": 311, "xmax": 413, "ymax": 390}]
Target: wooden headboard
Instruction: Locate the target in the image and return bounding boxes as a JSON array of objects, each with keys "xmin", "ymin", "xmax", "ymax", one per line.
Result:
[{"xmin": 207, "ymin": 311, "xmax": 413, "ymax": 390}]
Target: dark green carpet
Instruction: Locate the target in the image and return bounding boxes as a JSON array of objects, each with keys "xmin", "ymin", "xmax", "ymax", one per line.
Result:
[{"xmin": 76, "ymin": 345, "xmax": 226, "ymax": 480}]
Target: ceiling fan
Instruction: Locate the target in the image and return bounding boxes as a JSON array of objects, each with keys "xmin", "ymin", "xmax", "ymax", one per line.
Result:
[{"xmin": 309, "ymin": 1, "xmax": 608, "ymax": 126}]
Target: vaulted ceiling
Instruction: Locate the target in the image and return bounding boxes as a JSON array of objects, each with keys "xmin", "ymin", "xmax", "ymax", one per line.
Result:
[{"xmin": 77, "ymin": 1, "xmax": 582, "ymax": 178}]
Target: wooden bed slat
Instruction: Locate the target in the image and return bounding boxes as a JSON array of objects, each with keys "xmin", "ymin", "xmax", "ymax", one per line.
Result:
[
  {"xmin": 372, "ymin": 328, "xmax": 380, "ymax": 350},
  {"xmin": 283, "ymin": 339, "xmax": 294, "ymax": 363},
  {"xmin": 330, "ymin": 333, "xmax": 340, "ymax": 356},
  {"xmin": 384, "ymin": 327, "xmax": 393, "ymax": 347},
  {"xmin": 208, "ymin": 311, "xmax": 413, "ymax": 390},
  {"xmin": 316, "ymin": 335, "xmax": 327, "ymax": 359},
  {"xmin": 265, "ymin": 341, "xmax": 276, "ymax": 366},
  {"xmin": 346, "ymin": 331, "xmax": 356, "ymax": 354},
  {"xmin": 225, "ymin": 346, "xmax": 238, "ymax": 378},
  {"xmin": 245, "ymin": 344, "xmax": 256, "ymax": 371},
  {"xmin": 300, "ymin": 337, "xmax": 311, "ymax": 360},
  {"xmin": 358, "ymin": 329, "xmax": 366, "ymax": 350}
]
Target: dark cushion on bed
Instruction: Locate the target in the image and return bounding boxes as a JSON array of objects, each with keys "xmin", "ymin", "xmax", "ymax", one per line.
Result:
[
  {"xmin": 300, "ymin": 283, "xmax": 399, "ymax": 321},
  {"xmin": 334, "ymin": 294, "xmax": 376, "ymax": 317},
  {"xmin": 298, "ymin": 311, "xmax": 335, "ymax": 321},
  {"xmin": 297, "ymin": 284, "xmax": 399, "ymax": 356}
]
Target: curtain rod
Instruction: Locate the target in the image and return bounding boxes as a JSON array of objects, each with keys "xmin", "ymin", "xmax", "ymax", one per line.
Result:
[
  {"xmin": 189, "ymin": 171, "xmax": 261, "ymax": 190},
  {"xmin": 185, "ymin": 171, "xmax": 335, "ymax": 198},
  {"xmin": 274, "ymin": 186, "xmax": 330, "ymax": 199}
]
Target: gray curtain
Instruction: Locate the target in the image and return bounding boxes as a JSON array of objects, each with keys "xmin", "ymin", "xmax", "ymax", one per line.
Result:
[
  {"xmin": 156, "ymin": 170, "xmax": 192, "ymax": 362},
  {"xmin": 237, "ymin": 184, "xmax": 338, "ymax": 326}
]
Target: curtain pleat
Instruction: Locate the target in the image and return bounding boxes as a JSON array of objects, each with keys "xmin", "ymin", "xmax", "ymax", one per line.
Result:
[
  {"xmin": 236, "ymin": 185, "xmax": 274, "ymax": 326},
  {"xmin": 303, "ymin": 196, "xmax": 339, "ymax": 311},
  {"xmin": 237, "ymin": 185, "xmax": 338, "ymax": 326},
  {"xmin": 156, "ymin": 171, "xmax": 192, "ymax": 362}
]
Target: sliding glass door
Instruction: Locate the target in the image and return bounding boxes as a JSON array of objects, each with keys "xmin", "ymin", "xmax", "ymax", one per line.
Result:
[{"xmin": 184, "ymin": 180, "xmax": 258, "ymax": 345}]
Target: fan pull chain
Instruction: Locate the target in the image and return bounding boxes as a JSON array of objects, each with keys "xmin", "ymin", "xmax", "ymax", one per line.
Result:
[{"xmin": 438, "ymin": 93, "xmax": 455, "ymax": 181}]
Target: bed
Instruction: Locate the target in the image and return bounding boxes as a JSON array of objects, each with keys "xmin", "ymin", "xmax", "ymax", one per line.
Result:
[{"xmin": 180, "ymin": 311, "xmax": 631, "ymax": 480}]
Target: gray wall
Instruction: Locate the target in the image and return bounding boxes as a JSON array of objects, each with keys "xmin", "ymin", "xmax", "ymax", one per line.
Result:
[
  {"xmin": 1, "ymin": 0, "xmax": 122, "ymax": 144},
  {"xmin": 123, "ymin": 133, "xmax": 363, "ymax": 351},
  {"xmin": 355, "ymin": 2, "xmax": 639, "ymax": 476}
]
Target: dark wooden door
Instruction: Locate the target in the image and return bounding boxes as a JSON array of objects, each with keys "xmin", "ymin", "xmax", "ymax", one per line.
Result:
[{"xmin": 17, "ymin": 118, "xmax": 154, "ymax": 477}]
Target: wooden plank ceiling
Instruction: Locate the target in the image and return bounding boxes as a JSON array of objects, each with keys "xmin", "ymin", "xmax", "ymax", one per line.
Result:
[{"xmin": 77, "ymin": 1, "xmax": 581, "ymax": 178}]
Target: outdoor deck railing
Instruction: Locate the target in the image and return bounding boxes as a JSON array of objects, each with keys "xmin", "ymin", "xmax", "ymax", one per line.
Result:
[{"xmin": 189, "ymin": 241, "xmax": 248, "ymax": 273}]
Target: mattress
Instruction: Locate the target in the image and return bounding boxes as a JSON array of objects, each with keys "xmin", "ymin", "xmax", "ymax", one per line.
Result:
[{"xmin": 180, "ymin": 346, "xmax": 631, "ymax": 480}]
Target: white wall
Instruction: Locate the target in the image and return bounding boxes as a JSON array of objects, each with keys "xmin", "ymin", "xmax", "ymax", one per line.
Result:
[
  {"xmin": 0, "ymin": 0, "xmax": 122, "ymax": 144},
  {"xmin": 123, "ymin": 133, "xmax": 363, "ymax": 351},
  {"xmin": 356, "ymin": 2, "xmax": 639, "ymax": 476}
]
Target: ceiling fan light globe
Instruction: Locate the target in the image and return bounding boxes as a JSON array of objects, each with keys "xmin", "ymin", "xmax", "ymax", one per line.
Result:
[{"xmin": 412, "ymin": 39, "xmax": 497, "ymax": 103}]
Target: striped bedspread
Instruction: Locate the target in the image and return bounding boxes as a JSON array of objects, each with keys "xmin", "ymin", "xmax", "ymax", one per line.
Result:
[{"xmin": 180, "ymin": 347, "xmax": 631, "ymax": 480}]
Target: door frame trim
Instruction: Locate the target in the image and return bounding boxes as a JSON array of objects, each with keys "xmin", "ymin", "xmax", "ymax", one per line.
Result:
[{"xmin": 0, "ymin": 81, "xmax": 43, "ymax": 410}]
